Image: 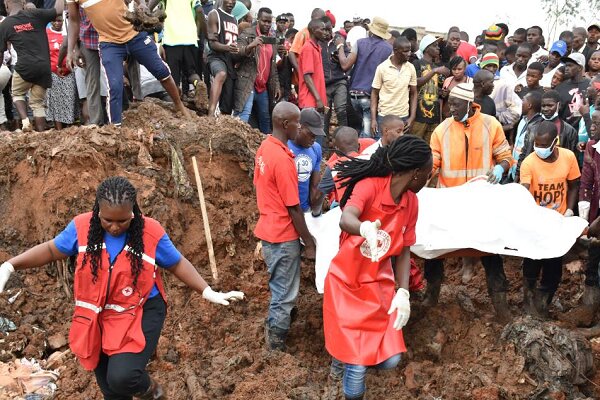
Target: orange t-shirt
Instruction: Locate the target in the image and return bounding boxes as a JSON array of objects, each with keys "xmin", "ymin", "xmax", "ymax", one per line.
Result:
[
  {"xmin": 69, "ymin": 0, "xmax": 136, "ymax": 44},
  {"xmin": 253, "ymin": 135, "xmax": 300, "ymax": 243},
  {"xmin": 520, "ymin": 147, "xmax": 581, "ymax": 214}
]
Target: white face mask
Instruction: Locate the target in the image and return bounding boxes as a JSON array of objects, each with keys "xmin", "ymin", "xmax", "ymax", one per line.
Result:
[
  {"xmin": 541, "ymin": 103, "xmax": 560, "ymax": 121},
  {"xmin": 542, "ymin": 111, "xmax": 559, "ymax": 121},
  {"xmin": 459, "ymin": 101, "xmax": 471, "ymax": 123}
]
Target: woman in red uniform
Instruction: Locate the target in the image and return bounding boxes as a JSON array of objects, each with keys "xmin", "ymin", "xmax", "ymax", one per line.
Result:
[
  {"xmin": 323, "ymin": 135, "xmax": 432, "ymax": 400},
  {"xmin": 0, "ymin": 177, "xmax": 244, "ymax": 399}
]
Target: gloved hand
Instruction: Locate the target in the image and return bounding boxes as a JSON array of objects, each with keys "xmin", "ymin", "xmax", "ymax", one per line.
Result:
[
  {"xmin": 360, "ymin": 220, "xmax": 381, "ymax": 262},
  {"xmin": 564, "ymin": 209, "xmax": 574, "ymax": 217},
  {"xmin": 387, "ymin": 288, "xmax": 410, "ymax": 330},
  {"xmin": 202, "ymin": 286, "xmax": 245, "ymax": 305},
  {"xmin": 487, "ymin": 165, "xmax": 504, "ymax": 184},
  {"xmin": 579, "ymin": 201, "xmax": 591, "ymax": 220},
  {"xmin": 0, "ymin": 262, "xmax": 14, "ymax": 293}
]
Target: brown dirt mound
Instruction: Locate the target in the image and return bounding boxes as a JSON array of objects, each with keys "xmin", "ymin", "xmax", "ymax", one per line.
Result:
[{"xmin": 0, "ymin": 100, "xmax": 598, "ymax": 399}]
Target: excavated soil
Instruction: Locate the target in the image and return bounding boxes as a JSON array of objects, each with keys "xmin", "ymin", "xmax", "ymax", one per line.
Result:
[{"xmin": 0, "ymin": 99, "xmax": 599, "ymax": 399}]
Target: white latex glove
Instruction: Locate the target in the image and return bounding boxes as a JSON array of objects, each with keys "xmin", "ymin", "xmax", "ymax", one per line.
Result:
[
  {"xmin": 0, "ymin": 262, "xmax": 14, "ymax": 293},
  {"xmin": 202, "ymin": 286, "xmax": 245, "ymax": 306},
  {"xmin": 387, "ymin": 288, "xmax": 410, "ymax": 330},
  {"xmin": 360, "ymin": 219, "xmax": 381, "ymax": 262},
  {"xmin": 579, "ymin": 201, "xmax": 590, "ymax": 221},
  {"xmin": 564, "ymin": 209, "xmax": 574, "ymax": 217}
]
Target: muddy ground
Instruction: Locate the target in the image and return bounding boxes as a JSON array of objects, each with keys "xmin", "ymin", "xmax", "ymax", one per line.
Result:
[{"xmin": 0, "ymin": 100, "xmax": 599, "ymax": 399}]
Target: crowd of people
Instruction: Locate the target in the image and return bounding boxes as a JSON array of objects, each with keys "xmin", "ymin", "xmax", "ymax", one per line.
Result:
[{"xmin": 1, "ymin": 0, "xmax": 600, "ymax": 399}]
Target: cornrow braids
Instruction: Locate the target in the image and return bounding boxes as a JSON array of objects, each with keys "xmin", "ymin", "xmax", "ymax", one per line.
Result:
[
  {"xmin": 82, "ymin": 177, "xmax": 145, "ymax": 286},
  {"xmin": 335, "ymin": 135, "xmax": 432, "ymax": 207}
]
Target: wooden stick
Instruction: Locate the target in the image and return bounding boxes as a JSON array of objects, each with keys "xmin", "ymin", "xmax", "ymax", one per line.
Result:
[{"xmin": 192, "ymin": 156, "xmax": 219, "ymax": 283}]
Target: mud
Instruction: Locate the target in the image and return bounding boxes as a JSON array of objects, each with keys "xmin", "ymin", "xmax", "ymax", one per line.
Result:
[{"xmin": 0, "ymin": 100, "xmax": 598, "ymax": 399}]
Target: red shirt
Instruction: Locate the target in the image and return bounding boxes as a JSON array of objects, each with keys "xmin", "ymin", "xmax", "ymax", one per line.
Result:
[
  {"xmin": 457, "ymin": 41, "xmax": 478, "ymax": 64},
  {"xmin": 298, "ymin": 38, "xmax": 327, "ymax": 109},
  {"xmin": 253, "ymin": 135, "xmax": 300, "ymax": 243},
  {"xmin": 255, "ymin": 26, "xmax": 273, "ymax": 93},
  {"xmin": 47, "ymin": 27, "xmax": 66, "ymax": 74}
]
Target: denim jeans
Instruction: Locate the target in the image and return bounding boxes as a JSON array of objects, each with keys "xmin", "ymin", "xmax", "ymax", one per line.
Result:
[
  {"xmin": 330, "ymin": 354, "xmax": 402, "ymax": 398},
  {"xmin": 235, "ymin": 89, "xmax": 271, "ymax": 133},
  {"xmin": 262, "ymin": 239, "xmax": 301, "ymax": 331},
  {"xmin": 99, "ymin": 32, "xmax": 170, "ymax": 125},
  {"xmin": 350, "ymin": 96, "xmax": 371, "ymax": 137}
]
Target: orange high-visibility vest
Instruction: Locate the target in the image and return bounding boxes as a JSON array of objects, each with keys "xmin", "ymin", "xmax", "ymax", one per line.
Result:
[
  {"xmin": 69, "ymin": 212, "xmax": 167, "ymax": 370},
  {"xmin": 430, "ymin": 104, "xmax": 512, "ymax": 188}
]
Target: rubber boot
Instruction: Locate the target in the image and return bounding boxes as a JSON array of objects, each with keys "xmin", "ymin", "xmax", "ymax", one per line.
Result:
[
  {"xmin": 490, "ymin": 292, "xmax": 511, "ymax": 323},
  {"xmin": 423, "ymin": 278, "xmax": 442, "ymax": 307},
  {"xmin": 264, "ymin": 321, "xmax": 287, "ymax": 352},
  {"xmin": 533, "ymin": 289, "xmax": 551, "ymax": 319},
  {"xmin": 522, "ymin": 280, "xmax": 537, "ymax": 316},
  {"xmin": 321, "ymin": 373, "xmax": 342, "ymax": 400},
  {"xmin": 135, "ymin": 378, "xmax": 165, "ymax": 400}
]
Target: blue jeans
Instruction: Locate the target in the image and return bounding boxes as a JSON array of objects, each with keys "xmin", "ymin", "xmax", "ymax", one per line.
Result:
[
  {"xmin": 235, "ymin": 89, "xmax": 271, "ymax": 133},
  {"xmin": 99, "ymin": 32, "xmax": 170, "ymax": 125},
  {"xmin": 330, "ymin": 354, "xmax": 401, "ymax": 398},
  {"xmin": 350, "ymin": 96, "xmax": 371, "ymax": 138},
  {"xmin": 262, "ymin": 239, "xmax": 301, "ymax": 331}
]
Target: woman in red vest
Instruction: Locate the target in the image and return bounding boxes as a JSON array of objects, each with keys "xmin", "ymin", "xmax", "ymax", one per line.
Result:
[
  {"xmin": 0, "ymin": 177, "xmax": 243, "ymax": 400},
  {"xmin": 323, "ymin": 135, "xmax": 432, "ymax": 400}
]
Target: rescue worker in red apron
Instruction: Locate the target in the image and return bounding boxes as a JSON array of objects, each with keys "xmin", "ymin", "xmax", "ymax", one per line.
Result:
[
  {"xmin": 0, "ymin": 177, "xmax": 244, "ymax": 400},
  {"xmin": 322, "ymin": 135, "xmax": 432, "ymax": 400}
]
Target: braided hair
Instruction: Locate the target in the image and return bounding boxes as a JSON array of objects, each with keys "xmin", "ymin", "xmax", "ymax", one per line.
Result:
[
  {"xmin": 82, "ymin": 177, "xmax": 145, "ymax": 286},
  {"xmin": 335, "ymin": 135, "xmax": 432, "ymax": 207}
]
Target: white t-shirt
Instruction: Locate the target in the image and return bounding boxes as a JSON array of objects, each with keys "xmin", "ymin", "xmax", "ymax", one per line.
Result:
[
  {"xmin": 499, "ymin": 64, "xmax": 527, "ymax": 89},
  {"xmin": 347, "ymin": 26, "xmax": 367, "ymax": 52},
  {"xmin": 530, "ymin": 46, "xmax": 549, "ymax": 64}
]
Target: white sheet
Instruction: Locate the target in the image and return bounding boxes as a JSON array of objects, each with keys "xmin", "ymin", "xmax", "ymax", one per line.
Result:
[{"xmin": 305, "ymin": 180, "xmax": 588, "ymax": 294}]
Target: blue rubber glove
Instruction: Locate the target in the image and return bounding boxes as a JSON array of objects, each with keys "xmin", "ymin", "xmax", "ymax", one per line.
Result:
[{"xmin": 487, "ymin": 164, "xmax": 504, "ymax": 184}]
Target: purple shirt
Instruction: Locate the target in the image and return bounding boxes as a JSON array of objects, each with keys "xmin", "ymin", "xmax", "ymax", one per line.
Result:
[
  {"xmin": 349, "ymin": 36, "xmax": 392, "ymax": 93},
  {"xmin": 580, "ymin": 140, "xmax": 600, "ymax": 222}
]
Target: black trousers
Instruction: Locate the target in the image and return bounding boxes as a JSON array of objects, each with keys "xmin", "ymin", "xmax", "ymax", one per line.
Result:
[
  {"xmin": 522, "ymin": 257, "xmax": 563, "ymax": 294},
  {"xmin": 94, "ymin": 296, "xmax": 167, "ymax": 400},
  {"xmin": 585, "ymin": 246, "xmax": 600, "ymax": 287},
  {"xmin": 424, "ymin": 254, "xmax": 509, "ymax": 295},
  {"xmin": 164, "ymin": 45, "xmax": 198, "ymax": 88}
]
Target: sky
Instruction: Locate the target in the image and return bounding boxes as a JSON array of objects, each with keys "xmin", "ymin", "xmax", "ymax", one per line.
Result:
[{"xmin": 251, "ymin": 0, "xmax": 596, "ymax": 44}]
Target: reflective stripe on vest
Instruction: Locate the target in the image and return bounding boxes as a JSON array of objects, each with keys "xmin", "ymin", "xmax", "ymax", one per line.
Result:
[
  {"xmin": 75, "ymin": 300, "xmax": 103, "ymax": 313},
  {"xmin": 441, "ymin": 116, "xmax": 492, "ymax": 181}
]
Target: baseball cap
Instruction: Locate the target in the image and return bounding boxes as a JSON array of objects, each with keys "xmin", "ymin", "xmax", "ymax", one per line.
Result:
[
  {"xmin": 300, "ymin": 108, "xmax": 325, "ymax": 136},
  {"xmin": 550, "ymin": 40, "xmax": 567, "ymax": 57},
  {"xmin": 561, "ymin": 52, "xmax": 586, "ymax": 68},
  {"xmin": 479, "ymin": 53, "xmax": 499, "ymax": 68},
  {"xmin": 276, "ymin": 14, "xmax": 288, "ymax": 22},
  {"xmin": 588, "ymin": 22, "xmax": 600, "ymax": 31},
  {"xmin": 419, "ymin": 34, "xmax": 442, "ymax": 53}
]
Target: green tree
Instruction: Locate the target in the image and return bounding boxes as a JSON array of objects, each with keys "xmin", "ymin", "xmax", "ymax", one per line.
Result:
[{"xmin": 542, "ymin": 0, "xmax": 600, "ymax": 42}]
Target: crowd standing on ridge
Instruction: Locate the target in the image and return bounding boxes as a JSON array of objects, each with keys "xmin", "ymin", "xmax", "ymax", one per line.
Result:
[{"xmin": 0, "ymin": 0, "xmax": 600, "ymax": 398}]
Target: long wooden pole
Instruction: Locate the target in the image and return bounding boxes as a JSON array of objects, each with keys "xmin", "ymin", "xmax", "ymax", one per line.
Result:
[{"xmin": 192, "ymin": 156, "xmax": 219, "ymax": 283}]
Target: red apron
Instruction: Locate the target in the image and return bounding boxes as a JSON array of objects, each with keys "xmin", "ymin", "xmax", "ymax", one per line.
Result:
[
  {"xmin": 69, "ymin": 212, "xmax": 167, "ymax": 370},
  {"xmin": 323, "ymin": 184, "xmax": 416, "ymax": 365}
]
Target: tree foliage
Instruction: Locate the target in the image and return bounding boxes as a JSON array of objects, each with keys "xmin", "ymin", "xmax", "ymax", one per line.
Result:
[{"xmin": 541, "ymin": 0, "xmax": 600, "ymax": 41}]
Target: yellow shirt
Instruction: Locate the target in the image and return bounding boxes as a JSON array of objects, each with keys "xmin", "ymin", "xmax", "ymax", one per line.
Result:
[
  {"xmin": 371, "ymin": 57, "xmax": 417, "ymax": 118},
  {"xmin": 163, "ymin": 0, "xmax": 198, "ymax": 46},
  {"xmin": 69, "ymin": 0, "xmax": 136, "ymax": 44},
  {"xmin": 520, "ymin": 147, "xmax": 581, "ymax": 215}
]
